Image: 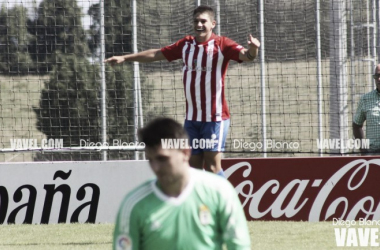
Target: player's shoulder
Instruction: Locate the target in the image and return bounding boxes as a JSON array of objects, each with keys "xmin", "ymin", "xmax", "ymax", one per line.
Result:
[
  {"xmin": 168, "ymin": 35, "xmax": 195, "ymax": 47},
  {"xmin": 360, "ymin": 90, "xmax": 378, "ymax": 101},
  {"xmin": 367, "ymin": 89, "xmax": 378, "ymax": 97},
  {"xmin": 190, "ymin": 168, "xmax": 234, "ymax": 190},
  {"xmin": 218, "ymin": 35, "xmax": 237, "ymax": 43},
  {"xmin": 217, "ymin": 35, "xmax": 243, "ymax": 51},
  {"xmin": 118, "ymin": 179, "xmax": 155, "ymax": 212},
  {"xmin": 177, "ymin": 35, "xmax": 195, "ymax": 43}
]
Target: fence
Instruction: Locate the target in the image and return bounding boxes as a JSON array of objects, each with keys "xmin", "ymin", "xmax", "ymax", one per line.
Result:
[{"xmin": 0, "ymin": 0, "xmax": 378, "ymax": 162}]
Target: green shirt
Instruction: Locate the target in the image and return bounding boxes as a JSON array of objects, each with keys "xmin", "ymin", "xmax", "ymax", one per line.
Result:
[
  {"xmin": 353, "ymin": 89, "xmax": 380, "ymax": 151},
  {"xmin": 113, "ymin": 168, "xmax": 251, "ymax": 250}
]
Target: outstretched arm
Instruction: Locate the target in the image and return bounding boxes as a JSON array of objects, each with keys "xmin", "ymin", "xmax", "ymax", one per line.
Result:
[
  {"xmin": 239, "ymin": 34, "xmax": 260, "ymax": 62},
  {"xmin": 104, "ymin": 49, "xmax": 166, "ymax": 66}
]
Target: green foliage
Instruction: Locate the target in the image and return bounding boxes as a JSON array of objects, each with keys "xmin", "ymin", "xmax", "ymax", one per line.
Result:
[
  {"xmin": 0, "ymin": 5, "xmax": 34, "ymax": 74},
  {"xmin": 34, "ymin": 53, "xmax": 102, "ymax": 161},
  {"xmin": 105, "ymin": 65, "xmax": 137, "ymax": 160},
  {"xmin": 27, "ymin": 0, "xmax": 89, "ymax": 73},
  {"xmin": 34, "ymin": 55, "xmax": 144, "ymax": 160},
  {"xmin": 86, "ymin": 1, "xmax": 151, "ymax": 160},
  {"xmin": 87, "ymin": 1, "xmax": 132, "ymax": 57}
]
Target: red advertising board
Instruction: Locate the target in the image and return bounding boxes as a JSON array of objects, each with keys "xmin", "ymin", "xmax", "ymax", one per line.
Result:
[{"xmin": 222, "ymin": 156, "xmax": 380, "ymax": 221}]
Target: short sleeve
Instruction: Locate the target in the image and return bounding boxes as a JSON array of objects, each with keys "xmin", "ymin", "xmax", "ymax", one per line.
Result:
[
  {"xmin": 113, "ymin": 199, "xmax": 140, "ymax": 250},
  {"xmin": 220, "ymin": 36, "xmax": 244, "ymax": 63},
  {"xmin": 218, "ymin": 181, "xmax": 251, "ymax": 250},
  {"xmin": 353, "ymin": 96, "xmax": 366, "ymax": 126},
  {"xmin": 161, "ymin": 37, "xmax": 188, "ymax": 62}
]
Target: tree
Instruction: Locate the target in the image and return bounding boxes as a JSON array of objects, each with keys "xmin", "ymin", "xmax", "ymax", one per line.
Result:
[
  {"xmin": 27, "ymin": 0, "xmax": 89, "ymax": 73},
  {"xmin": 105, "ymin": 64, "xmax": 140, "ymax": 160},
  {"xmin": 87, "ymin": 1, "xmax": 132, "ymax": 58},
  {"xmin": 0, "ymin": 4, "xmax": 34, "ymax": 74},
  {"xmin": 34, "ymin": 53, "xmax": 102, "ymax": 161},
  {"xmin": 33, "ymin": 0, "xmax": 150, "ymax": 160},
  {"xmin": 33, "ymin": 54, "xmax": 148, "ymax": 160},
  {"xmin": 87, "ymin": 1, "xmax": 152, "ymax": 160}
]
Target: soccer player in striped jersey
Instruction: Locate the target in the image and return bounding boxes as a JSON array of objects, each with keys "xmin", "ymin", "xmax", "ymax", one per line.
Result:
[
  {"xmin": 113, "ymin": 117, "xmax": 251, "ymax": 250},
  {"xmin": 104, "ymin": 5, "xmax": 260, "ymax": 176}
]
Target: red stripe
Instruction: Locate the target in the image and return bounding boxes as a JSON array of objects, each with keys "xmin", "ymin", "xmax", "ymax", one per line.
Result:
[
  {"xmin": 200, "ymin": 44, "xmax": 208, "ymax": 121},
  {"xmin": 221, "ymin": 59, "xmax": 230, "ymax": 120},
  {"xmin": 190, "ymin": 44, "xmax": 199, "ymax": 121},
  {"xmin": 183, "ymin": 43, "xmax": 191, "ymax": 119}
]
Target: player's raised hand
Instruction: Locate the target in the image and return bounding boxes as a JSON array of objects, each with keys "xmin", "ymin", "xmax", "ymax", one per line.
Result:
[
  {"xmin": 104, "ymin": 56, "xmax": 125, "ymax": 66},
  {"xmin": 248, "ymin": 34, "xmax": 260, "ymax": 49}
]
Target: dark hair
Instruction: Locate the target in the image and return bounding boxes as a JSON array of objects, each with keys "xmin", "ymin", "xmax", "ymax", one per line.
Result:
[
  {"xmin": 138, "ymin": 117, "xmax": 189, "ymax": 148},
  {"xmin": 193, "ymin": 5, "xmax": 215, "ymax": 20}
]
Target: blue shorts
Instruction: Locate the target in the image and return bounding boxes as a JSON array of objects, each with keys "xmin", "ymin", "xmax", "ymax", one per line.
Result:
[{"xmin": 184, "ymin": 119, "xmax": 230, "ymax": 155}]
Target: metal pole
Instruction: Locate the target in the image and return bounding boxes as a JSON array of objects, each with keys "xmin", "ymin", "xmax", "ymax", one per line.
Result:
[
  {"xmin": 132, "ymin": 0, "xmax": 141, "ymax": 160},
  {"xmin": 372, "ymin": 0, "xmax": 377, "ymax": 75},
  {"xmin": 100, "ymin": 0, "xmax": 107, "ymax": 161},
  {"xmin": 378, "ymin": 0, "xmax": 380, "ymax": 62},
  {"xmin": 216, "ymin": 0, "xmax": 221, "ymax": 35},
  {"xmin": 316, "ymin": 0, "xmax": 323, "ymax": 156},
  {"xmin": 367, "ymin": 0, "xmax": 372, "ymax": 92},
  {"xmin": 329, "ymin": 0, "xmax": 348, "ymax": 155},
  {"xmin": 259, "ymin": 0, "xmax": 267, "ymax": 157},
  {"xmin": 350, "ymin": 0, "xmax": 355, "ymax": 121},
  {"xmin": 137, "ymin": 68, "xmax": 144, "ymax": 160}
]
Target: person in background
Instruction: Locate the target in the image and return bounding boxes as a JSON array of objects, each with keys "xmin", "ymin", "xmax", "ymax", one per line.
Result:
[
  {"xmin": 352, "ymin": 64, "xmax": 380, "ymax": 155},
  {"xmin": 104, "ymin": 5, "xmax": 260, "ymax": 176}
]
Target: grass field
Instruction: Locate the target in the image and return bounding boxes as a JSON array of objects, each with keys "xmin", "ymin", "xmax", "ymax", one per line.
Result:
[{"xmin": 0, "ymin": 221, "xmax": 373, "ymax": 250}]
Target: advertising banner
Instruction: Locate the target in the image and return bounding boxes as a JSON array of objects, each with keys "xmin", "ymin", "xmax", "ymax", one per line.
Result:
[
  {"xmin": 222, "ymin": 157, "xmax": 380, "ymax": 221},
  {"xmin": 0, "ymin": 161, "xmax": 154, "ymax": 224},
  {"xmin": 1, "ymin": 156, "xmax": 380, "ymax": 224}
]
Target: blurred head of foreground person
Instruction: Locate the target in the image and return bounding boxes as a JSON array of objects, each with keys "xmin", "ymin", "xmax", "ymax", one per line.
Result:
[{"xmin": 113, "ymin": 117, "xmax": 252, "ymax": 250}]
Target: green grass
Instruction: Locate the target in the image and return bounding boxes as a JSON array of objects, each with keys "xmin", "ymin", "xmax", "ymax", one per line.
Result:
[
  {"xmin": 0, "ymin": 221, "xmax": 374, "ymax": 250},
  {"xmin": 0, "ymin": 223, "xmax": 113, "ymax": 250}
]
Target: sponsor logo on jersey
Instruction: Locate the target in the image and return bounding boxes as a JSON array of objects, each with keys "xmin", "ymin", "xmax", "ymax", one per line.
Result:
[{"xmin": 207, "ymin": 48, "xmax": 214, "ymax": 56}]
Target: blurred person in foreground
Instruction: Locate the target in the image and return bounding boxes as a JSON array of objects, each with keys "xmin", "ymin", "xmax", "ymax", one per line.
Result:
[
  {"xmin": 352, "ymin": 64, "xmax": 380, "ymax": 155},
  {"xmin": 113, "ymin": 117, "xmax": 251, "ymax": 250},
  {"xmin": 104, "ymin": 5, "xmax": 260, "ymax": 177}
]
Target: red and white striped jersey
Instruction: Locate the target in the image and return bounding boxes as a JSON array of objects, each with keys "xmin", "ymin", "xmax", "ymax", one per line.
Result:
[{"xmin": 161, "ymin": 33, "xmax": 244, "ymax": 122}]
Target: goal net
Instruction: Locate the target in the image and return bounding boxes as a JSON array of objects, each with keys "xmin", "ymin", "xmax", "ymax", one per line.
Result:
[{"xmin": 0, "ymin": 0, "xmax": 378, "ymax": 161}]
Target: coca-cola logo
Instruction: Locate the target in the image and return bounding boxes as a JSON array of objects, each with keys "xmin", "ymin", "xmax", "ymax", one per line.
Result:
[{"xmin": 224, "ymin": 158, "xmax": 380, "ymax": 221}]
